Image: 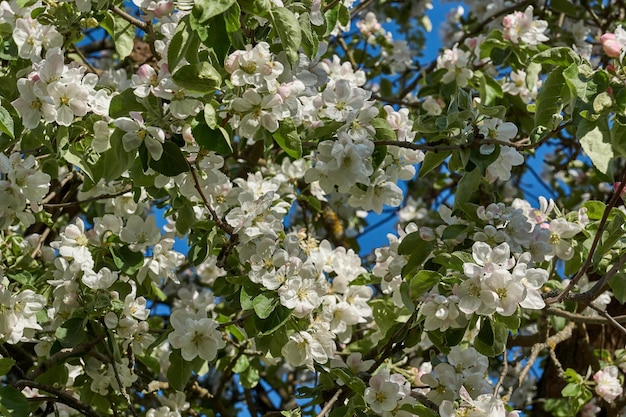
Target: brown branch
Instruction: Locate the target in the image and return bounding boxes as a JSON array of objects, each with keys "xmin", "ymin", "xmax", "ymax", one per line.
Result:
[
  {"xmin": 564, "ymin": 251, "xmax": 626, "ymax": 304},
  {"xmin": 72, "ymin": 42, "xmax": 101, "ymax": 75},
  {"xmin": 14, "ymin": 380, "xmax": 100, "ymax": 417},
  {"xmin": 42, "ymin": 187, "xmax": 133, "ymax": 208},
  {"xmin": 409, "ymin": 392, "xmax": 439, "ymax": 412},
  {"xmin": 108, "ymin": 4, "xmax": 161, "ymax": 61},
  {"xmin": 109, "ymin": 4, "xmax": 147, "ymax": 31},
  {"xmin": 510, "ymin": 321, "xmax": 575, "ymax": 398},
  {"xmin": 187, "ymin": 161, "xmax": 234, "ymax": 235},
  {"xmin": 546, "ymin": 307, "xmax": 626, "ymax": 325},
  {"xmin": 493, "ymin": 351, "xmax": 508, "ymax": 396},
  {"xmin": 27, "ymin": 335, "xmax": 105, "ymax": 380},
  {"xmin": 547, "ymin": 169, "xmax": 626, "ymax": 304},
  {"xmin": 375, "ymin": 121, "xmax": 569, "ymax": 153},
  {"xmin": 317, "ymin": 389, "xmax": 342, "ymax": 417},
  {"xmin": 587, "ymin": 304, "xmax": 626, "ymax": 337}
]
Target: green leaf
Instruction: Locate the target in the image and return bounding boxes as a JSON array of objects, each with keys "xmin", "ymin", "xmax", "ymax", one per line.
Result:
[
  {"xmin": 441, "ymin": 224, "xmax": 467, "ymax": 240},
  {"xmin": 532, "ymin": 47, "xmax": 581, "ymax": 66},
  {"xmin": 167, "ymin": 350, "xmax": 194, "ymax": 391},
  {"xmin": 240, "ymin": 286, "xmax": 254, "ymax": 310},
  {"xmin": 168, "ymin": 16, "xmax": 197, "ymax": 70},
  {"xmin": 561, "ymin": 382, "xmax": 580, "ymax": 397},
  {"xmin": 577, "ymin": 118, "xmax": 613, "ymax": 176},
  {"xmin": 108, "ymin": 88, "xmax": 145, "ymax": 119},
  {"xmin": 192, "ymin": 0, "xmax": 235, "ymax": 23},
  {"xmin": 92, "ymin": 128, "xmax": 135, "ymax": 181},
  {"xmin": 256, "ymin": 305, "xmax": 291, "ymax": 336},
  {"xmin": 454, "ymin": 168, "xmax": 482, "ymax": 208},
  {"xmin": 609, "ymin": 273, "xmax": 626, "ymax": 304},
  {"xmin": 64, "ymin": 146, "xmax": 95, "ymax": 183},
  {"xmin": 241, "ymin": 365, "xmax": 260, "ymax": 388},
  {"xmin": 204, "ymin": 103, "xmax": 217, "ymax": 129},
  {"xmin": 174, "ymin": 199, "xmax": 195, "ymax": 234},
  {"xmin": 535, "ymin": 67, "xmax": 567, "ymax": 130},
  {"xmin": 479, "ymin": 74, "xmax": 503, "ymax": 106},
  {"xmin": 273, "ymin": 118, "xmax": 302, "ymax": 158},
  {"xmin": 474, "ymin": 318, "xmax": 508, "ymax": 357},
  {"xmin": 269, "ymin": 7, "xmax": 301, "ymax": 65},
  {"xmin": 494, "ymin": 313, "xmax": 520, "ymax": 332},
  {"xmin": 299, "ymin": 12, "xmax": 318, "ymax": 58},
  {"xmin": 193, "ymin": 123, "xmax": 233, "ymax": 156},
  {"xmin": 581, "ymin": 201, "xmax": 606, "ymax": 221},
  {"xmin": 371, "ymin": 299, "xmax": 396, "ymax": 337},
  {"xmin": 0, "ymin": 358, "xmax": 15, "ymax": 377},
  {"xmin": 149, "ymin": 141, "xmax": 189, "ymax": 176},
  {"xmin": 611, "ymin": 117, "xmax": 626, "ymax": 157},
  {"xmin": 409, "ymin": 270, "xmax": 442, "ymax": 299},
  {"xmin": 371, "ymin": 117, "xmax": 397, "ymax": 141},
  {"xmin": 253, "ymin": 292, "xmax": 279, "ymax": 319},
  {"xmin": 0, "ymin": 387, "xmax": 29, "ymax": 417},
  {"xmin": 233, "ymin": 355, "xmax": 250, "ymax": 374},
  {"xmin": 172, "ymin": 62, "xmax": 222, "ymax": 93},
  {"xmin": 419, "ymin": 151, "xmax": 450, "ymax": 177},
  {"xmin": 35, "ymin": 364, "xmax": 69, "ymax": 386},
  {"xmin": 0, "ymin": 105, "xmax": 14, "ymax": 139},
  {"xmin": 103, "ymin": 11, "xmax": 135, "ymax": 59},
  {"xmin": 55, "ymin": 317, "xmax": 86, "ymax": 348},
  {"xmin": 111, "ymin": 245, "xmax": 145, "ymax": 272}
]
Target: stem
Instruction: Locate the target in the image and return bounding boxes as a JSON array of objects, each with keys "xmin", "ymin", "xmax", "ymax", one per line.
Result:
[
  {"xmin": 547, "ymin": 168, "xmax": 626, "ymax": 304},
  {"xmin": 14, "ymin": 380, "xmax": 101, "ymax": 417},
  {"xmin": 317, "ymin": 389, "xmax": 342, "ymax": 417}
]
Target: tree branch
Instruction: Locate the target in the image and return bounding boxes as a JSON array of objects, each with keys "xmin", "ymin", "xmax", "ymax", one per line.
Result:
[
  {"xmin": 317, "ymin": 389, "xmax": 342, "ymax": 417},
  {"xmin": 14, "ymin": 380, "xmax": 101, "ymax": 417},
  {"xmin": 547, "ymin": 169, "xmax": 626, "ymax": 304}
]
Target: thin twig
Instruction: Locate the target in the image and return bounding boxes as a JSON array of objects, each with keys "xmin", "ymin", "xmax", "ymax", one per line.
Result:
[
  {"xmin": 493, "ymin": 351, "xmax": 508, "ymax": 396},
  {"xmin": 511, "ymin": 321, "xmax": 575, "ymax": 398},
  {"xmin": 109, "ymin": 4, "xmax": 147, "ymax": 31},
  {"xmin": 187, "ymin": 161, "xmax": 234, "ymax": 235},
  {"xmin": 317, "ymin": 389, "xmax": 342, "ymax": 417},
  {"xmin": 14, "ymin": 380, "xmax": 100, "ymax": 417},
  {"xmin": 27, "ymin": 335, "xmax": 105, "ymax": 380},
  {"xmin": 588, "ymin": 304, "xmax": 626, "ymax": 337},
  {"xmin": 547, "ymin": 170, "xmax": 626, "ymax": 304},
  {"xmin": 546, "ymin": 307, "xmax": 626, "ymax": 325},
  {"xmin": 72, "ymin": 42, "xmax": 101, "ymax": 75},
  {"xmin": 566, "ymin": 251, "xmax": 626, "ymax": 304},
  {"xmin": 42, "ymin": 187, "xmax": 133, "ymax": 208}
]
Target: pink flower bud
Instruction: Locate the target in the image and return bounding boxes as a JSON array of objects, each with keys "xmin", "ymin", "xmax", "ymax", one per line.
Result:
[
  {"xmin": 601, "ymin": 33, "xmax": 622, "ymax": 58},
  {"xmin": 153, "ymin": 0, "xmax": 174, "ymax": 18}
]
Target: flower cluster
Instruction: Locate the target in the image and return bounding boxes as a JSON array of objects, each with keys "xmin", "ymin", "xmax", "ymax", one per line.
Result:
[{"xmin": 13, "ymin": 48, "xmax": 111, "ymax": 128}]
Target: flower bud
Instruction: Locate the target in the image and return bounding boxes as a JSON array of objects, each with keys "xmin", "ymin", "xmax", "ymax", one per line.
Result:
[{"xmin": 601, "ymin": 33, "xmax": 622, "ymax": 58}]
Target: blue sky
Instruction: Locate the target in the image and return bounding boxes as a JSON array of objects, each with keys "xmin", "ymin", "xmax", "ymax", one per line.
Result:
[{"xmin": 357, "ymin": 1, "xmax": 464, "ymax": 256}]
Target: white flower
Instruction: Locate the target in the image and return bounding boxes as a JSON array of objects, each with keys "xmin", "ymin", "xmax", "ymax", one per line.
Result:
[
  {"xmin": 51, "ymin": 217, "xmax": 94, "ymax": 272},
  {"xmin": 226, "ymin": 42, "xmax": 283, "ymax": 91},
  {"xmin": 485, "ymin": 145, "xmax": 524, "ymax": 182},
  {"xmin": 230, "ymin": 90, "xmax": 284, "ymax": 139},
  {"xmin": 279, "ymin": 275, "xmax": 326, "ymax": 318},
  {"xmin": 502, "ymin": 6, "xmax": 549, "ymax": 46},
  {"xmin": 547, "ymin": 218, "xmax": 582, "ymax": 260},
  {"xmin": 47, "ymin": 81, "xmax": 90, "ymax": 126},
  {"xmin": 168, "ymin": 310, "xmax": 225, "ymax": 361},
  {"xmin": 437, "ymin": 46, "xmax": 473, "ymax": 87},
  {"xmin": 12, "ymin": 78, "xmax": 56, "ymax": 128},
  {"xmin": 120, "ymin": 215, "xmax": 161, "ymax": 252},
  {"xmin": 594, "ymin": 365, "xmax": 623, "ymax": 402},
  {"xmin": 364, "ymin": 374, "xmax": 400, "ymax": 414},
  {"xmin": 420, "ymin": 294, "xmax": 464, "ymax": 331},
  {"xmin": 81, "ymin": 267, "xmax": 118, "ymax": 290},
  {"xmin": 114, "ymin": 112, "xmax": 165, "ymax": 160},
  {"xmin": 281, "ymin": 323, "xmax": 335, "ymax": 369}
]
